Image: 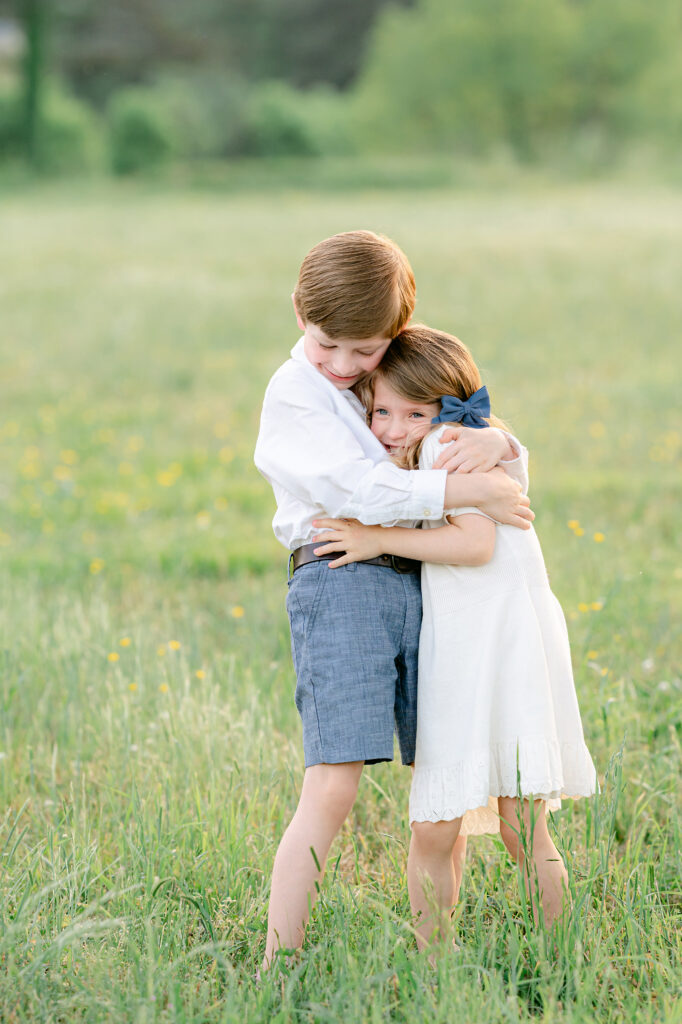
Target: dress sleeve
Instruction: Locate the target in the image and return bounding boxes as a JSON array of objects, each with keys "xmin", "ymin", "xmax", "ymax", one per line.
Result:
[
  {"xmin": 500, "ymin": 432, "xmax": 529, "ymax": 494},
  {"xmin": 444, "ymin": 505, "xmax": 496, "ymax": 521}
]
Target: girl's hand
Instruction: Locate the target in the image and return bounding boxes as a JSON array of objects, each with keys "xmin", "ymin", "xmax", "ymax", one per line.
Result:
[
  {"xmin": 434, "ymin": 426, "xmax": 513, "ymax": 473},
  {"xmin": 312, "ymin": 518, "xmax": 385, "ymax": 568}
]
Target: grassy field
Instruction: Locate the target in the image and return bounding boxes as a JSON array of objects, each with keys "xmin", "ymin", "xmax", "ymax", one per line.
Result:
[{"xmin": 0, "ymin": 180, "xmax": 680, "ymax": 1022}]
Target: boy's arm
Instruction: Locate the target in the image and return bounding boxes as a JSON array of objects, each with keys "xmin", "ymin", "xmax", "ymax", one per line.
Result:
[
  {"xmin": 434, "ymin": 426, "xmax": 529, "ymax": 494},
  {"xmin": 255, "ymin": 373, "xmax": 532, "ymax": 528},
  {"xmin": 312, "ymin": 514, "xmax": 496, "ymax": 567},
  {"xmin": 254, "ymin": 373, "xmax": 445, "ymax": 524},
  {"xmin": 443, "ymin": 467, "xmax": 530, "ymax": 527}
]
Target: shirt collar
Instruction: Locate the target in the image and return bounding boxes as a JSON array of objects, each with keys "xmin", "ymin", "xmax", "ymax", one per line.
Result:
[{"xmin": 290, "ymin": 337, "xmax": 307, "ymax": 363}]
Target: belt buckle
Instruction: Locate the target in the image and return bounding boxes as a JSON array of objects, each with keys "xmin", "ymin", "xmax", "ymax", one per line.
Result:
[
  {"xmin": 391, "ymin": 554, "xmax": 414, "ymax": 574},
  {"xmin": 288, "ymin": 551, "xmax": 295, "ymax": 581}
]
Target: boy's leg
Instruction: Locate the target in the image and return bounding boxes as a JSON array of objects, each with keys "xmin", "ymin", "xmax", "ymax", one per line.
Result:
[
  {"xmin": 407, "ymin": 817, "xmax": 463, "ymax": 950},
  {"xmin": 263, "ymin": 760, "xmax": 364, "ymax": 968}
]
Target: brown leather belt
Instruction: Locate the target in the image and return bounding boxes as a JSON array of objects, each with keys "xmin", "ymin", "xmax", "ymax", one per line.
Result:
[{"xmin": 289, "ymin": 542, "xmax": 420, "ymax": 577}]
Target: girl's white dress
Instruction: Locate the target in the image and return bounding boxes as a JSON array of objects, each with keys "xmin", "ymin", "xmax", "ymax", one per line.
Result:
[{"xmin": 410, "ymin": 427, "xmax": 597, "ymax": 834}]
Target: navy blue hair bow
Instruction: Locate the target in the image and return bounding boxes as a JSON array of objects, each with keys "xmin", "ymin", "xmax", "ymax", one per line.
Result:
[{"xmin": 431, "ymin": 385, "xmax": 490, "ymax": 429}]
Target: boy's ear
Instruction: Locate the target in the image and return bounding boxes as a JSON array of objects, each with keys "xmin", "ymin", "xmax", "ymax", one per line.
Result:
[{"xmin": 291, "ymin": 293, "xmax": 306, "ymax": 332}]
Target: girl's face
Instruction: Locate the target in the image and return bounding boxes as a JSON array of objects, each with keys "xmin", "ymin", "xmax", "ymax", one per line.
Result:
[{"xmin": 370, "ymin": 377, "xmax": 441, "ymax": 455}]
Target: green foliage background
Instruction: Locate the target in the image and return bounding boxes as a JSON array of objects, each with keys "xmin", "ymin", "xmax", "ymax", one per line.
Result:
[
  {"xmin": 1, "ymin": 0, "xmax": 681, "ymax": 171},
  {"xmin": 0, "ymin": 180, "xmax": 680, "ymax": 1020}
]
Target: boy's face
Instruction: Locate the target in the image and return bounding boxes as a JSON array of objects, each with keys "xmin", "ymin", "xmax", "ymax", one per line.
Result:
[
  {"xmin": 370, "ymin": 378, "xmax": 440, "ymax": 455},
  {"xmin": 302, "ymin": 323, "xmax": 392, "ymax": 390}
]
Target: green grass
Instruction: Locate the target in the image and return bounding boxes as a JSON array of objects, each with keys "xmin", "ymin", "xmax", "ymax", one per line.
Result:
[{"xmin": 0, "ymin": 180, "xmax": 680, "ymax": 1021}]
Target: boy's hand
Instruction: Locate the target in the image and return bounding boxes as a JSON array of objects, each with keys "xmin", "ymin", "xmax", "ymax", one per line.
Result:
[
  {"xmin": 312, "ymin": 518, "xmax": 385, "ymax": 568},
  {"xmin": 478, "ymin": 468, "xmax": 534, "ymax": 528},
  {"xmin": 434, "ymin": 426, "xmax": 513, "ymax": 473}
]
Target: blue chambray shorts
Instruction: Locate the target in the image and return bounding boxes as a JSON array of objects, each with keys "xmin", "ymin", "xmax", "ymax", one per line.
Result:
[{"xmin": 286, "ymin": 559, "xmax": 422, "ymax": 767}]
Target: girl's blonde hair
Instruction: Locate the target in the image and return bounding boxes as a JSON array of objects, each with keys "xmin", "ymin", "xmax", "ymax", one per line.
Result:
[{"xmin": 356, "ymin": 324, "xmax": 509, "ymax": 469}]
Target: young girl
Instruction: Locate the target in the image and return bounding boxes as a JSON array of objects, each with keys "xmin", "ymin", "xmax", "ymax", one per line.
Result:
[{"xmin": 312, "ymin": 324, "xmax": 597, "ymax": 946}]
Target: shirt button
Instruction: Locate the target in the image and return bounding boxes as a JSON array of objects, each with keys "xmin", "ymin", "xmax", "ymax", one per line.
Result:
[{"xmin": 423, "ymin": 508, "xmax": 432, "ymax": 516}]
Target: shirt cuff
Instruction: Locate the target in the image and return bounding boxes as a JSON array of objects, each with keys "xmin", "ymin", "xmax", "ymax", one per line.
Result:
[{"xmin": 411, "ymin": 467, "xmax": 447, "ymax": 520}]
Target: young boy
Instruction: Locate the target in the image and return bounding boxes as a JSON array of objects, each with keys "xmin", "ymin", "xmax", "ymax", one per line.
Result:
[{"xmin": 254, "ymin": 230, "xmax": 532, "ymax": 967}]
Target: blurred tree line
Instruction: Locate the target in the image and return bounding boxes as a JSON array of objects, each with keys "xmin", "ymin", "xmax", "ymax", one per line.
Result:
[{"xmin": 0, "ymin": 0, "xmax": 680, "ymax": 174}]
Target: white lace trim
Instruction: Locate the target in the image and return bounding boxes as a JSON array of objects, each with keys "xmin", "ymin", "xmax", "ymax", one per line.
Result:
[{"xmin": 409, "ymin": 738, "xmax": 597, "ymax": 834}]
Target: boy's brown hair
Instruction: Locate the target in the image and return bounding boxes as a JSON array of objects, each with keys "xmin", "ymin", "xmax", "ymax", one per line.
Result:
[{"xmin": 294, "ymin": 230, "xmax": 416, "ymax": 340}]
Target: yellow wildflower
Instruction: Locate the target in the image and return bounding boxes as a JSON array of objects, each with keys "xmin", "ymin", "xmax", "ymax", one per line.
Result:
[
  {"xmin": 169, "ymin": 641, "xmax": 181, "ymax": 651},
  {"xmin": 587, "ymin": 650, "xmax": 599, "ymax": 659},
  {"xmin": 195, "ymin": 669, "xmax": 206, "ymax": 680},
  {"xmin": 119, "ymin": 637, "xmax": 131, "ymax": 647},
  {"xmin": 567, "ymin": 520, "xmax": 580, "ymax": 530},
  {"xmin": 128, "ymin": 682, "xmax": 138, "ymax": 692},
  {"xmin": 107, "ymin": 652, "xmax": 119, "ymax": 663},
  {"xmin": 591, "ymin": 601, "xmax": 603, "ymax": 611},
  {"xmin": 593, "ymin": 532, "xmax": 605, "ymax": 543},
  {"xmin": 231, "ymin": 606, "xmax": 245, "ymax": 619},
  {"xmin": 574, "ymin": 527, "xmax": 585, "ymax": 537},
  {"xmin": 89, "ymin": 558, "xmax": 105, "ymax": 574},
  {"xmin": 157, "ymin": 646, "xmax": 166, "ymax": 657},
  {"xmin": 159, "ymin": 683, "xmax": 169, "ymax": 694}
]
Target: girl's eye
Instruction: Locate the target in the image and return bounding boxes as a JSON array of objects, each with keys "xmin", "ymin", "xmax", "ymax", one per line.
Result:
[
  {"xmin": 373, "ymin": 408, "xmax": 388, "ymax": 417},
  {"xmin": 410, "ymin": 412, "xmax": 425, "ymax": 419}
]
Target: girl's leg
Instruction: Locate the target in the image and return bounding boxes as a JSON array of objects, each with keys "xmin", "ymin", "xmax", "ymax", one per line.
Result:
[
  {"xmin": 407, "ymin": 817, "xmax": 463, "ymax": 950},
  {"xmin": 497, "ymin": 796, "xmax": 569, "ymax": 928},
  {"xmin": 409, "ymin": 764, "xmax": 467, "ymax": 902},
  {"xmin": 451, "ymin": 834, "xmax": 467, "ymax": 903},
  {"xmin": 263, "ymin": 761, "xmax": 364, "ymax": 968}
]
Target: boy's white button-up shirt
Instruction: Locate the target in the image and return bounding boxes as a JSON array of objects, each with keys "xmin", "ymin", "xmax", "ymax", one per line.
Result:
[{"xmin": 255, "ymin": 339, "xmax": 528, "ymax": 552}]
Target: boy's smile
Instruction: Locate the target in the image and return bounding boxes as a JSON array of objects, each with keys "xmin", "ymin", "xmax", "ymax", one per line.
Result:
[
  {"xmin": 302, "ymin": 324, "xmax": 392, "ymax": 390},
  {"xmin": 370, "ymin": 378, "xmax": 441, "ymax": 454}
]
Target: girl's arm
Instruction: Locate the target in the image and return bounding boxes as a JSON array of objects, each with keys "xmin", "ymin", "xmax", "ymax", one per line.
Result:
[{"xmin": 312, "ymin": 514, "xmax": 495, "ymax": 568}]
